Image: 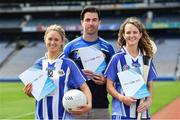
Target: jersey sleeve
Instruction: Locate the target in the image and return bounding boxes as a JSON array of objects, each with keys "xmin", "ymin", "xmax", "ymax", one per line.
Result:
[
  {"xmin": 104, "ymin": 56, "xmax": 119, "ymax": 82},
  {"xmin": 66, "ymin": 59, "xmax": 87, "ymax": 88},
  {"xmin": 148, "ymin": 61, "xmax": 157, "ymax": 81},
  {"xmin": 109, "ymin": 44, "xmax": 115, "ymax": 57},
  {"xmin": 33, "ymin": 57, "xmax": 44, "ymax": 70},
  {"xmin": 63, "ymin": 43, "xmax": 71, "ymax": 57}
]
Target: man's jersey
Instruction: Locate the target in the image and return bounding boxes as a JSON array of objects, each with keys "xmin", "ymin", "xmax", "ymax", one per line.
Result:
[
  {"xmin": 34, "ymin": 53, "xmax": 86, "ymax": 119},
  {"xmin": 105, "ymin": 46, "xmax": 157, "ymax": 119},
  {"xmin": 64, "ymin": 36, "xmax": 115, "ymax": 108}
]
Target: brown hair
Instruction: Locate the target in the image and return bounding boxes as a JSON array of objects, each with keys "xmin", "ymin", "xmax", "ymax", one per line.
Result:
[
  {"xmin": 80, "ymin": 6, "xmax": 100, "ymax": 20},
  {"xmin": 117, "ymin": 17, "xmax": 154, "ymax": 58}
]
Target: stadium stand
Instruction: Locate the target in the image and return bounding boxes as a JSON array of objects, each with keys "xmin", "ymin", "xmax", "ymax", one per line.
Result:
[
  {"xmin": 0, "ymin": 42, "xmax": 16, "ymax": 67},
  {"xmin": 0, "ymin": 42, "xmax": 46, "ymax": 79},
  {"xmin": 153, "ymin": 39, "xmax": 180, "ymax": 80},
  {"xmin": 0, "ymin": 0, "xmax": 179, "ymax": 81}
]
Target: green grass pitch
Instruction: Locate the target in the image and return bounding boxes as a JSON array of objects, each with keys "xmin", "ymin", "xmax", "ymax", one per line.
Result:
[
  {"xmin": 0, "ymin": 82, "xmax": 35, "ymax": 119},
  {"xmin": 150, "ymin": 81, "xmax": 180, "ymax": 114},
  {"xmin": 0, "ymin": 81, "xmax": 180, "ymax": 119}
]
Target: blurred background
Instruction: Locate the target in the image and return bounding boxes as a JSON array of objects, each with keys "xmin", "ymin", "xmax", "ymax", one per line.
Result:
[
  {"xmin": 0, "ymin": 0, "xmax": 180, "ymax": 119},
  {"xmin": 0, "ymin": 0, "xmax": 180, "ymax": 80},
  {"xmin": 0, "ymin": 0, "xmax": 179, "ymax": 81}
]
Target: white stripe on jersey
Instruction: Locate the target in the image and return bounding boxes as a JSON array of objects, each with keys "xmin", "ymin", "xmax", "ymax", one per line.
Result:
[
  {"xmin": 64, "ymin": 67, "xmax": 70, "ymax": 93},
  {"xmin": 62, "ymin": 65, "xmax": 70, "ymax": 119},
  {"xmin": 44, "ymin": 98, "xmax": 48, "ymax": 119},
  {"xmin": 52, "ymin": 93, "xmax": 59, "ymax": 119},
  {"xmin": 35, "ymin": 102, "xmax": 40, "ymax": 119},
  {"xmin": 130, "ymin": 103, "xmax": 136, "ymax": 118},
  {"xmin": 142, "ymin": 109, "xmax": 147, "ymax": 118},
  {"xmin": 117, "ymin": 60, "xmax": 121, "ymax": 72},
  {"xmin": 152, "ymin": 65, "xmax": 157, "ymax": 77}
]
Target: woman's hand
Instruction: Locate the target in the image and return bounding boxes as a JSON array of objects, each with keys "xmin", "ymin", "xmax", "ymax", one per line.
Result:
[
  {"xmin": 68, "ymin": 103, "xmax": 92, "ymax": 116},
  {"xmin": 23, "ymin": 83, "xmax": 33, "ymax": 97},
  {"xmin": 121, "ymin": 96, "xmax": 137, "ymax": 106},
  {"xmin": 137, "ymin": 98, "xmax": 152, "ymax": 113},
  {"xmin": 69, "ymin": 82, "xmax": 92, "ymax": 116}
]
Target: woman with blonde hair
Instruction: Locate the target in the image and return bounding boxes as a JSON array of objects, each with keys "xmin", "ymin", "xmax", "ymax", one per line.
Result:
[{"xmin": 23, "ymin": 24, "xmax": 92, "ymax": 119}]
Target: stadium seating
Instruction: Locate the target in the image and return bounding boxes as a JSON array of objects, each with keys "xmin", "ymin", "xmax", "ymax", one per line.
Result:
[
  {"xmin": 0, "ymin": 42, "xmax": 46, "ymax": 78},
  {"xmin": 0, "ymin": 0, "xmax": 179, "ymax": 81},
  {"xmin": 0, "ymin": 42, "xmax": 16, "ymax": 66},
  {"xmin": 153, "ymin": 39, "xmax": 180, "ymax": 80}
]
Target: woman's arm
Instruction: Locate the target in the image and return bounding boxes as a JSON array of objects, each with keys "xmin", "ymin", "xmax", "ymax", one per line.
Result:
[{"xmin": 80, "ymin": 83, "xmax": 92, "ymax": 110}]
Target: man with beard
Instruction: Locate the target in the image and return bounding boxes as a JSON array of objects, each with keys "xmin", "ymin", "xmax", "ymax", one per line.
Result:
[{"xmin": 64, "ymin": 6, "xmax": 115, "ymax": 119}]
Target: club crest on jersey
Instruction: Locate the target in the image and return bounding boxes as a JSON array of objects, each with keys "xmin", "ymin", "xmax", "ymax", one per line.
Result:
[
  {"xmin": 122, "ymin": 64, "xmax": 130, "ymax": 71},
  {"xmin": 58, "ymin": 69, "xmax": 65, "ymax": 77}
]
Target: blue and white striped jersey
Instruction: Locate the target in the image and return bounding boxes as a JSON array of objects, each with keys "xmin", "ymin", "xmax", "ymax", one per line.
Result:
[
  {"xmin": 34, "ymin": 53, "xmax": 87, "ymax": 119},
  {"xmin": 105, "ymin": 46, "xmax": 157, "ymax": 119}
]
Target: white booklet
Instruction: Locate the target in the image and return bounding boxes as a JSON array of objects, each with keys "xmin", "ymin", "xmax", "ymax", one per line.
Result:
[
  {"xmin": 19, "ymin": 65, "xmax": 57, "ymax": 101},
  {"xmin": 117, "ymin": 68, "xmax": 149, "ymax": 99},
  {"xmin": 78, "ymin": 44, "xmax": 106, "ymax": 75}
]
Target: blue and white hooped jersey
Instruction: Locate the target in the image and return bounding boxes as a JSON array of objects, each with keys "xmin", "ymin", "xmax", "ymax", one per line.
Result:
[
  {"xmin": 34, "ymin": 53, "xmax": 87, "ymax": 119},
  {"xmin": 105, "ymin": 46, "xmax": 157, "ymax": 119}
]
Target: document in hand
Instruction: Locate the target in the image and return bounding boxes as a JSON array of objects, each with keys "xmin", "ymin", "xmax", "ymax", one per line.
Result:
[
  {"xmin": 19, "ymin": 65, "xmax": 56, "ymax": 101},
  {"xmin": 78, "ymin": 44, "xmax": 106, "ymax": 74},
  {"xmin": 117, "ymin": 68, "xmax": 149, "ymax": 99}
]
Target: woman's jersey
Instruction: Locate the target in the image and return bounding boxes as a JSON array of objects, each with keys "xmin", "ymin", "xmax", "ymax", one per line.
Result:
[
  {"xmin": 105, "ymin": 46, "xmax": 157, "ymax": 119},
  {"xmin": 34, "ymin": 53, "xmax": 87, "ymax": 119}
]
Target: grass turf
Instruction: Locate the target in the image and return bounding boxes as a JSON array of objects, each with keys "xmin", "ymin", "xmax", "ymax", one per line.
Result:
[
  {"xmin": 150, "ymin": 81, "xmax": 180, "ymax": 115},
  {"xmin": 0, "ymin": 82, "xmax": 35, "ymax": 119},
  {"xmin": 0, "ymin": 81, "xmax": 180, "ymax": 119}
]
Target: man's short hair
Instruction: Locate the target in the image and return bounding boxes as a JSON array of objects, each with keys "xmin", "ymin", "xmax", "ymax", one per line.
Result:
[{"xmin": 80, "ymin": 6, "xmax": 101, "ymax": 20}]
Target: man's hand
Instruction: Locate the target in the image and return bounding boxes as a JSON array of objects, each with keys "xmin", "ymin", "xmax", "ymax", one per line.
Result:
[
  {"xmin": 91, "ymin": 74, "xmax": 106, "ymax": 85},
  {"xmin": 82, "ymin": 69, "xmax": 106, "ymax": 85}
]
